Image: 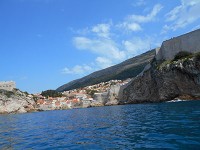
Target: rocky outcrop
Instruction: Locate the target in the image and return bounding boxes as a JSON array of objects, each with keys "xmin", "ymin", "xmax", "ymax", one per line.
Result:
[
  {"xmin": 121, "ymin": 57, "xmax": 200, "ymax": 104},
  {"xmin": 87, "ymin": 85, "xmax": 121, "ymax": 107},
  {"xmin": 105, "ymin": 85, "xmax": 120, "ymax": 106},
  {"xmin": 90, "ymin": 84, "xmax": 126, "ymax": 106},
  {"xmin": 0, "ymin": 89, "xmax": 37, "ymax": 114},
  {"xmin": 91, "ymin": 92, "xmax": 108, "ymax": 107}
]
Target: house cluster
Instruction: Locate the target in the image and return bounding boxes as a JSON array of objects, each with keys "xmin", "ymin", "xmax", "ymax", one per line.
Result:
[
  {"xmin": 63, "ymin": 79, "xmax": 131, "ymax": 95},
  {"xmin": 35, "ymin": 92, "xmax": 94, "ymax": 110},
  {"xmin": 35, "ymin": 79, "xmax": 131, "ymax": 110}
]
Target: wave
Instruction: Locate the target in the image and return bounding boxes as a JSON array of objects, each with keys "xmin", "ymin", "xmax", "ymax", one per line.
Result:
[{"xmin": 166, "ymin": 99, "xmax": 187, "ymax": 103}]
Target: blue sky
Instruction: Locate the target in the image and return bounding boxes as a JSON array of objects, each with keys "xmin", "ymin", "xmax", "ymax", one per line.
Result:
[{"xmin": 0, "ymin": 0, "xmax": 200, "ymax": 93}]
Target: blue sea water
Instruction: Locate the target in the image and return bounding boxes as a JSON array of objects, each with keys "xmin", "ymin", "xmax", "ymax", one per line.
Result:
[{"xmin": 0, "ymin": 100, "xmax": 200, "ymax": 149}]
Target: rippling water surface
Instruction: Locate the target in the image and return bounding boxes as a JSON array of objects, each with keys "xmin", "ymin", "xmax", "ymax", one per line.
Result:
[{"xmin": 0, "ymin": 100, "xmax": 200, "ymax": 149}]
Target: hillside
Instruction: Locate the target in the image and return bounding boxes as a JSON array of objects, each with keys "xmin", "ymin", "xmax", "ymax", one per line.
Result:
[{"xmin": 56, "ymin": 49, "xmax": 155, "ymax": 92}]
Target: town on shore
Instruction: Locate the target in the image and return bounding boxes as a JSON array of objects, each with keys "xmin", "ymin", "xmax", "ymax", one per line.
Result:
[
  {"xmin": 35, "ymin": 79, "xmax": 130, "ymax": 111},
  {"xmin": 0, "ymin": 79, "xmax": 130, "ymax": 113},
  {"xmin": 34, "ymin": 79, "xmax": 130, "ymax": 110},
  {"xmin": 1, "ymin": 29, "xmax": 200, "ymax": 114}
]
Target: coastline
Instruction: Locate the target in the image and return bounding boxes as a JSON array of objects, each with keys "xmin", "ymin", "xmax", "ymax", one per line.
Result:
[{"xmin": 1, "ymin": 99, "xmax": 199, "ymax": 115}]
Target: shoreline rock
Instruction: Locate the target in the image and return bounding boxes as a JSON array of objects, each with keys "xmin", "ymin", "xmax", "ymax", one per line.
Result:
[
  {"xmin": 0, "ymin": 89, "xmax": 38, "ymax": 114},
  {"xmin": 121, "ymin": 57, "xmax": 200, "ymax": 104}
]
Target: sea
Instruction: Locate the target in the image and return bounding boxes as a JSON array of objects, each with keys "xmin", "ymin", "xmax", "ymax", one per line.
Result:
[{"xmin": 0, "ymin": 100, "xmax": 200, "ymax": 149}]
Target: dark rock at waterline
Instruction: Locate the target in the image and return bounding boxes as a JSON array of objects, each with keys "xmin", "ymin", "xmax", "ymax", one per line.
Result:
[{"xmin": 121, "ymin": 57, "xmax": 200, "ymax": 104}]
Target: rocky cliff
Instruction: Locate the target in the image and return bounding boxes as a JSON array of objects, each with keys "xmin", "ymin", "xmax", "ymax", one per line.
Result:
[
  {"xmin": 0, "ymin": 89, "xmax": 37, "ymax": 114},
  {"xmin": 90, "ymin": 84, "xmax": 121, "ymax": 107},
  {"xmin": 121, "ymin": 55, "xmax": 200, "ymax": 104}
]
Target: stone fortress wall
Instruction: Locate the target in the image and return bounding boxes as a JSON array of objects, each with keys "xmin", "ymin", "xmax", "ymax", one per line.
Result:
[
  {"xmin": 0, "ymin": 81, "xmax": 16, "ymax": 91},
  {"xmin": 156, "ymin": 29, "xmax": 200, "ymax": 60}
]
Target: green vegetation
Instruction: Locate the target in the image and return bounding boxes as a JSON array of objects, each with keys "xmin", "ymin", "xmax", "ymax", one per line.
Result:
[
  {"xmin": 157, "ymin": 60, "xmax": 172, "ymax": 70},
  {"xmin": 32, "ymin": 95, "xmax": 38, "ymax": 102},
  {"xmin": 111, "ymin": 82, "xmax": 117, "ymax": 85},
  {"xmin": 194, "ymin": 52, "xmax": 200, "ymax": 60},
  {"xmin": 173, "ymin": 51, "xmax": 192, "ymax": 61},
  {"xmin": 13, "ymin": 88, "xmax": 19, "ymax": 91},
  {"xmin": 23, "ymin": 91, "xmax": 29, "ymax": 96},
  {"xmin": 13, "ymin": 88, "xmax": 30, "ymax": 96},
  {"xmin": 41, "ymin": 90, "xmax": 63, "ymax": 98},
  {"xmin": 158, "ymin": 51, "xmax": 200, "ymax": 70},
  {"xmin": 5, "ymin": 91, "xmax": 14, "ymax": 98},
  {"xmin": 173, "ymin": 51, "xmax": 200, "ymax": 62},
  {"xmin": 0, "ymin": 90, "xmax": 14, "ymax": 98},
  {"xmin": 86, "ymin": 89, "xmax": 98, "ymax": 97}
]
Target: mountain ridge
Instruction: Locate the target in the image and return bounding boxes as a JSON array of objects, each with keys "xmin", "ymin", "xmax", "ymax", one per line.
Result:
[{"xmin": 57, "ymin": 49, "xmax": 155, "ymax": 92}]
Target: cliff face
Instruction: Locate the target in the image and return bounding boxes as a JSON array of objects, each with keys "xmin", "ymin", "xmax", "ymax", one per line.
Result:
[
  {"xmin": 83, "ymin": 84, "xmax": 122, "ymax": 107},
  {"xmin": 121, "ymin": 57, "xmax": 200, "ymax": 104},
  {"xmin": 0, "ymin": 89, "xmax": 37, "ymax": 114}
]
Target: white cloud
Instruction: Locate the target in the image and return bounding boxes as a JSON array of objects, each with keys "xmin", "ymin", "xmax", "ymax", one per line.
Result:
[
  {"xmin": 133, "ymin": 0, "xmax": 146, "ymax": 7},
  {"xmin": 118, "ymin": 22, "xmax": 142, "ymax": 32},
  {"xmin": 92, "ymin": 23, "xmax": 111, "ymax": 38},
  {"xmin": 73, "ymin": 37, "xmax": 126, "ymax": 61},
  {"xmin": 165, "ymin": 6, "xmax": 182, "ymax": 22},
  {"xmin": 72, "ymin": 36, "xmax": 127, "ymax": 70},
  {"xmin": 73, "ymin": 37, "xmax": 91, "ymax": 49},
  {"xmin": 71, "ymin": 25, "xmax": 161, "ymax": 74},
  {"xmin": 66, "ymin": 4, "xmax": 163, "ymax": 75},
  {"xmin": 127, "ymin": 4, "xmax": 163, "ymax": 23},
  {"xmin": 68, "ymin": 35, "xmax": 159, "ymax": 75},
  {"xmin": 163, "ymin": 0, "xmax": 200, "ymax": 32},
  {"xmin": 123, "ymin": 37, "xmax": 154, "ymax": 57},
  {"xmin": 118, "ymin": 4, "xmax": 163, "ymax": 32},
  {"xmin": 95, "ymin": 57, "xmax": 113, "ymax": 69},
  {"xmin": 127, "ymin": 23, "xmax": 142, "ymax": 31},
  {"xmin": 62, "ymin": 65, "xmax": 92, "ymax": 75},
  {"xmin": 192, "ymin": 24, "xmax": 200, "ymax": 31}
]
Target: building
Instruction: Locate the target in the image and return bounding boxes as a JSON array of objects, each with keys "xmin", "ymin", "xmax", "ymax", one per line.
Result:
[
  {"xmin": 0, "ymin": 81, "xmax": 16, "ymax": 91},
  {"xmin": 156, "ymin": 29, "xmax": 200, "ymax": 61}
]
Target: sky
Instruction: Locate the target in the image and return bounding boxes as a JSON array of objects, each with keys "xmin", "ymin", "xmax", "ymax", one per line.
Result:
[{"xmin": 0, "ymin": 0, "xmax": 200, "ymax": 93}]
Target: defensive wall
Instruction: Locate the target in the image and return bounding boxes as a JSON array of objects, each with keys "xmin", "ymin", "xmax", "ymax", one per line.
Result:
[
  {"xmin": 156, "ymin": 29, "xmax": 200, "ymax": 60},
  {"xmin": 0, "ymin": 81, "xmax": 16, "ymax": 91}
]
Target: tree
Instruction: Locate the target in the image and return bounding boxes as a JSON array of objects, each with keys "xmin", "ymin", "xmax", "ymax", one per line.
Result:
[
  {"xmin": 41, "ymin": 90, "xmax": 63, "ymax": 98},
  {"xmin": 173, "ymin": 51, "xmax": 192, "ymax": 61}
]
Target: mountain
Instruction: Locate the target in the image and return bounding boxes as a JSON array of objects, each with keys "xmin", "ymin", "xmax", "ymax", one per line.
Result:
[{"xmin": 56, "ymin": 49, "xmax": 155, "ymax": 92}]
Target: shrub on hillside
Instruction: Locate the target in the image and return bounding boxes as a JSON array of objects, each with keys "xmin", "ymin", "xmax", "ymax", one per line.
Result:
[
  {"xmin": 41, "ymin": 90, "xmax": 63, "ymax": 98},
  {"xmin": 173, "ymin": 51, "xmax": 192, "ymax": 61},
  {"xmin": 86, "ymin": 89, "xmax": 98, "ymax": 97},
  {"xmin": 157, "ymin": 60, "xmax": 172, "ymax": 70},
  {"xmin": 194, "ymin": 52, "xmax": 200, "ymax": 61},
  {"xmin": 5, "ymin": 91, "xmax": 14, "ymax": 98}
]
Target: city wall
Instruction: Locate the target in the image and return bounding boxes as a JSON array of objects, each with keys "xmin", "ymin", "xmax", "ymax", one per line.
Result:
[
  {"xmin": 156, "ymin": 29, "xmax": 200, "ymax": 60},
  {"xmin": 0, "ymin": 81, "xmax": 16, "ymax": 91}
]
